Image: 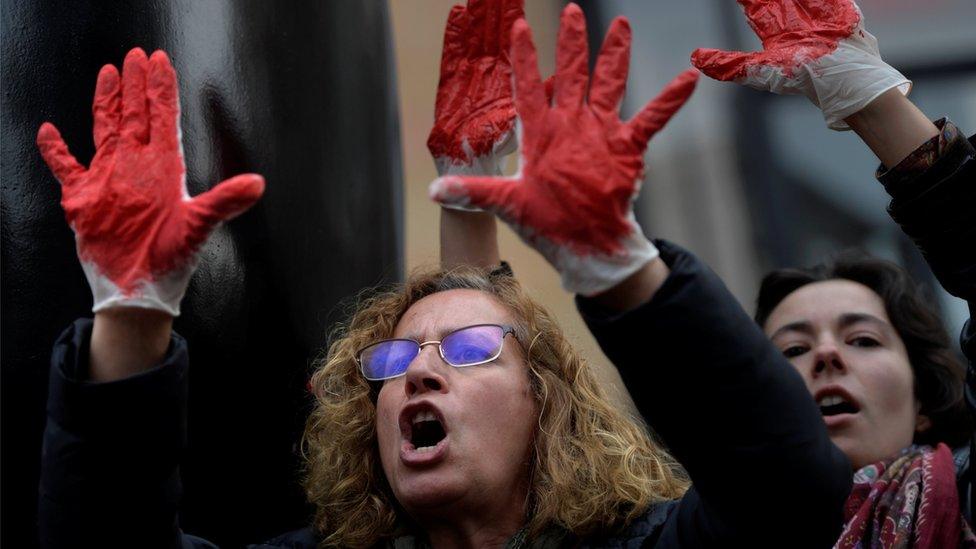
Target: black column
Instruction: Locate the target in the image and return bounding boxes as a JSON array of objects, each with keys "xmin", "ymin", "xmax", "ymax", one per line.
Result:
[{"xmin": 1, "ymin": 1, "xmax": 402, "ymax": 546}]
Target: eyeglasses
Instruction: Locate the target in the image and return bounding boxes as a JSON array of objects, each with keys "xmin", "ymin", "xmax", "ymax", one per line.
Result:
[{"xmin": 356, "ymin": 324, "xmax": 516, "ymax": 381}]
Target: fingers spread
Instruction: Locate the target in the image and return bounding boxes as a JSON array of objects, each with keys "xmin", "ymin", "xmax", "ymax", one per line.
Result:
[
  {"xmin": 691, "ymin": 47, "xmax": 755, "ymax": 81},
  {"xmin": 589, "ymin": 17, "xmax": 631, "ymax": 117},
  {"xmin": 92, "ymin": 64, "xmax": 121, "ymax": 150},
  {"xmin": 510, "ymin": 19, "xmax": 547, "ymax": 127},
  {"xmin": 37, "ymin": 122, "xmax": 86, "ymax": 187},
  {"xmin": 553, "ymin": 3, "xmax": 589, "ymax": 110},
  {"xmin": 627, "ymin": 68, "xmax": 699, "ymax": 148},
  {"xmin": 429, "ymin": 174, "xmax": 519, "ymax": 214},
  {"xmin": 543, "ymin": 74, "xmax": 555, "ymax": 105},
  {"xmin": 148, "ymin": 50, "xmax": 180, "ymax": 149},
  {"xmin": 121, "ymin": 47, "xmax": 150, "ymax": 146},
  {"xmin": 187, "ymin": 174, "xmax": 265, "ymax": 228}
]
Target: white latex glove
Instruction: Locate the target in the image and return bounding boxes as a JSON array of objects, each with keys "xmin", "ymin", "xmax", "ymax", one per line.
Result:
[
  {"xmin": 692, "ymin": 0, "xmax": 910, "ymax": 130},
  {"xmin": 36, "ymin": 48, "xmax": 264, "ymax": 316}
]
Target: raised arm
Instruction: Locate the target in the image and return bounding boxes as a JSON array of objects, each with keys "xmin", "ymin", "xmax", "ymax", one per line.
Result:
[
  {"xmin": 430, "ymin": 5, "xmax": 852, "ymax": 544},
  {"xmin": 36, "ymin": 47, "xmax": 263, "ymax": 546},
  {"xmin": 429, "ymin": 0, "xmax": 525, "ymax": 269}
]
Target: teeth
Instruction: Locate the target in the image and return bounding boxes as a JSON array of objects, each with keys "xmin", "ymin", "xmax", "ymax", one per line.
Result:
[
  {"xmin": 412, "ymin": 410, "xmax": 437, "ymax": 425},
  {"xmin": 415, "ymin": 445, "xmax": 437, "ymax": 453},
  {"xmin": 818, "ymin": 395, "xmax": 845, "ymax": 407}
]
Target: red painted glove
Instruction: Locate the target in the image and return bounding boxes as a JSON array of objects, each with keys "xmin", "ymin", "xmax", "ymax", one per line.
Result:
[
  {"xmin": 430, "ymin": 4, "xmax": 698, "ymax": 296},
  {"xmin": 36, "ymin": 48, "xmax": 265, "ymax": 316},
  {"xmin": 426, "ymin": 0, "xmax": 524, "ymax": 179},
  {"xmin": 691, "ymin": 0, "xmax": 909, "ymax": 130}
]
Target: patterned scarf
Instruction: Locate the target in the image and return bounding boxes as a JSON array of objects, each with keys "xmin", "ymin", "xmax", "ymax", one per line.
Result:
[{"xmin": 836, "ymin": 444, "xmax": 976, "ymax": 548}]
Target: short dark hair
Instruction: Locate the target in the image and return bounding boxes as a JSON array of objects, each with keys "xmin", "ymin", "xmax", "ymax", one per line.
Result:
[{"xmin": 755, "ymin": 251, "xmax": 973, "ymax": 448}]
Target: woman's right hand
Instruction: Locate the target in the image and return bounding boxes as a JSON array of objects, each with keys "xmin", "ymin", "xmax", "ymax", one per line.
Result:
[
  {"xmin": 691, "ymin": 0, "xmax": 910, "ymax": 130},
  {"xmin": 37, "ymin": 48, "xmax": 264, "ymax": 379},
  {"xmin": 36, "ymin": 47, "xmax": 265, "ymax": 318}
]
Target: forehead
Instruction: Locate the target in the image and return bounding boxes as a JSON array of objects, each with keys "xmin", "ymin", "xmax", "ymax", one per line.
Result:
[
  {"xmin": 394, "ymin": 288, "xmax": 514, "ymax": 339},
  {"xmin": 764, "ymin": 279, "xmax": 890, "ymax": 332}
]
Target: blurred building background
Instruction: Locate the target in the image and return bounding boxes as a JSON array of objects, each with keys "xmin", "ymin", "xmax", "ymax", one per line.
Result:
[{"xmin": 390, "ymin": 0, "xmax": 976, "ymax": 410}]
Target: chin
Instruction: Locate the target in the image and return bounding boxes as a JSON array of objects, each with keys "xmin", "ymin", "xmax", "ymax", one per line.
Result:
[
  {"xmin": 394, "ymin": 474, "xmax": 466, "ymax": 511},
  {"xmin": 827, "ymin": 434, "xmax": 863, "ymax": 470}
]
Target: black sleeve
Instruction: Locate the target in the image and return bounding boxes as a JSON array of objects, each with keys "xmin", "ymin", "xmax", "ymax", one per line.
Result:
[
  {"xmin": 879, "ymin": 125, "xmax": 976, "ymax": 381},
  {"xmin": 39, "ymin": 319, "xmax": 214, "ymax": 549},
  {"xmin": 879, "ymin": 128, "xmax": 976, "ymax": 304},
  {"xmin": 878, "ymin": 124, "xmax": 976, "ymax": 524},
  {"xmin": 577, "ymin": 242, "xmax": 852, "ymax": 547}
]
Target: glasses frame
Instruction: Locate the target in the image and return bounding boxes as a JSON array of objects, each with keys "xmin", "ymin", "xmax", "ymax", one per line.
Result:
[{"xmin": 356, "ymin": 323, "xmax": 516, "ymax": 381}]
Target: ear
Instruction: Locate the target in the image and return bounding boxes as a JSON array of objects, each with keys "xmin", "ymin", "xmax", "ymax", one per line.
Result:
[{"xmin": 915, "ymin": 413, "xmax": 932, "ymax": 434}]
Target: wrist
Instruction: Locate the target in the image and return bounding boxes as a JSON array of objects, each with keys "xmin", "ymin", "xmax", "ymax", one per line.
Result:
[
  {"xmin": 590, "ymin": 257, "xmax": 669, "ymax": 312},
  {"xmin": 440, "ymin": 208, "xmax": 500, "ymax": 269},
  {"xmin": 90, "ymin": 307, "xmax": 174, "ymax": 382},
  {"xmin": 845, "ymin": 88, "xmax": 938, "ymax": 168}
]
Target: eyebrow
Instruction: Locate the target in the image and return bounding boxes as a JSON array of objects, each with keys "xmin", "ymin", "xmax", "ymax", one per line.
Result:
[
  {"xmin": 769, "ymin": 312, "xmax": 891, "ymax": 340},
  {"xmin": 403, "ymin": 323, "xmax": 489, "ymax": 342},
  {"xmin": 837, "ymin": 312, "xmax": 891, "ymax": 332}
]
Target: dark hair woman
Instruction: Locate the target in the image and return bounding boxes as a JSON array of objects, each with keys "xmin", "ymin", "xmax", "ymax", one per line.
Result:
[{"xmin": 756, "ymin": 253, "xmax": 973, "ymax": 455}]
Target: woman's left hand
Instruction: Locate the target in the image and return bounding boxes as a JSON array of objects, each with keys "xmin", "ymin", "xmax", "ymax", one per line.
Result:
[{"xmin": 427, "ymin": 0, "xmax": 524, "ymax": 177}]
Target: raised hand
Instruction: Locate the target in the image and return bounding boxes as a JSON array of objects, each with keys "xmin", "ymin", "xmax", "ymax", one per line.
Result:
[
  {"xmin": 427, "ymin": 0, "xmax": 524, "ymax": 176},
  {"xmin": 37, "ymin": 47, "xmax": 265, "ymax": 316},
  {"xmin": 691, "ymin": 0, "xmax": 909, "ymax": 130},
  {"xmin": 430, "ymin": 3, "xmax": 698, "ymax": 295}
]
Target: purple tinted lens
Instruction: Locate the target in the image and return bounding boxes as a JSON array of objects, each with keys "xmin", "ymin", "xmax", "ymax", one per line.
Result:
[
  {"xmin": 441, "ymin": 325, "xmax": 504, "ymax": 366},
  {"xmin": 361, "ymin": 340, "xmax": 419, "ymax": 380}
]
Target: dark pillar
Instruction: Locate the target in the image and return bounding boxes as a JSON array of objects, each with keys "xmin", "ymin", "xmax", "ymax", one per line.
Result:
[{"xmin": 1, "ymin": 2, "xmax": 402, "ymax": 546}]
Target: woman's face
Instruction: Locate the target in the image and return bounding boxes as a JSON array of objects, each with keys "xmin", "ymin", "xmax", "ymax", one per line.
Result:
[
  {"xmin": 764, "ymin": 280, "xmax": 929, "ymax": 469},
  {"xmin": 375, "ymin": 289, "xmax": 538, "ymax": 522}
]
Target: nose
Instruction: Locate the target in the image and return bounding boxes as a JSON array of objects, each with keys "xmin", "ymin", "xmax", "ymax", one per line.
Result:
[
  {"xmin": 811, "ymin": 339, "xmax": 847, "ymax": 378},
  {"xmin": 403, "ymin": 343, "xmax": 448, "ymax": 397}
]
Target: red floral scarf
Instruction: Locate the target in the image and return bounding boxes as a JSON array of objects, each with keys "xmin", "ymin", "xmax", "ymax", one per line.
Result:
[{"xmin": 836, "ymin": 444, "xmax": 976, "ymax": 548}]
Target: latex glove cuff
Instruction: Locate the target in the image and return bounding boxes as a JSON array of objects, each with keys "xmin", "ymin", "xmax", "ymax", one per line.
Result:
[
  {"xmin": 434, "ymin": 128, "xmax": 517, "ymax": 211},
  {"xmin": 745, "ymin": 29, "xmax": 911, "ymax": 130},
  {"xmin": 82, "ymin": 251, "xmax": 194, "ymax": 317},
  {"xmin": 541, "ymin": 213, "xmax": 660, "ymax": 297}
]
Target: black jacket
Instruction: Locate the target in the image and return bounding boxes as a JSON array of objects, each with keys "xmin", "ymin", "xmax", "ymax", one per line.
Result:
[
  {"xmin": 39, "ymin": 241, "xmax": 852, "ymax": 548},
  {"xmin": 877, "ymin": 123, "xmax": 976, "ymax": 523}
]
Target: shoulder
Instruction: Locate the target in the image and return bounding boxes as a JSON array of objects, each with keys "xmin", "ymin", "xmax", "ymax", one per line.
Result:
[
  {"xmin": 581, "ymin": 500, "xmax": 678, "ymax": 548},
  {"xmin": 246, "ymin": 527, "xmax": 319, "ymax": 549}
]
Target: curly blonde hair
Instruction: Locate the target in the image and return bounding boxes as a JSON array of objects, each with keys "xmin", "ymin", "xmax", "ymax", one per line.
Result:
[{"xmin": 302, "ymin": 266, "xmax": 688, "ymax": 547}]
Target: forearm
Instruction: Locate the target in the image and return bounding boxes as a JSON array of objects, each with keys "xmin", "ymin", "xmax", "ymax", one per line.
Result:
[
  {"xmin": 845, "ymin": 88, "xmax": 939, "ymax": 168},
  {"xmin": 90, "ymin": 308, "xmax": 173, "ymax": 382},
  {"xmin": 439, "ymin": 208, "xmax": 501, "ymax": 269},
  {"xmin": 41, "ymin": 319, "xmax": 188, "ymax": 548}
]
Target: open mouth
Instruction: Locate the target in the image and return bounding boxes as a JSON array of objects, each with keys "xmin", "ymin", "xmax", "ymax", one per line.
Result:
[
  {"xmin": 410, "ymin": 410, "xmax": 447, "ymax": 451},
  {"xmin": 399, "ymin": 403, "xmax": 449, "ymax": 457},
  {"xmin": 816, "ymin": 392, "xmax": 860, "ymax": 417}
]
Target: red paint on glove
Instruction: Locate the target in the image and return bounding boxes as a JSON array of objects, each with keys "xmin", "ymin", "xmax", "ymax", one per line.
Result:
[
  {"xmin": 427, "ymin": 0, "xmax": 524, "ymax": 164},
  {"xmin": 37, "ymin": 48, "xmax": 264, "ymax": 295},
  {"xmin": 432, "ymin": 5, "xmax": 698, "ymax": 257},
  {"xmin": 691, "ymin": 0, "xmax": 860, "ymax": 80}
]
